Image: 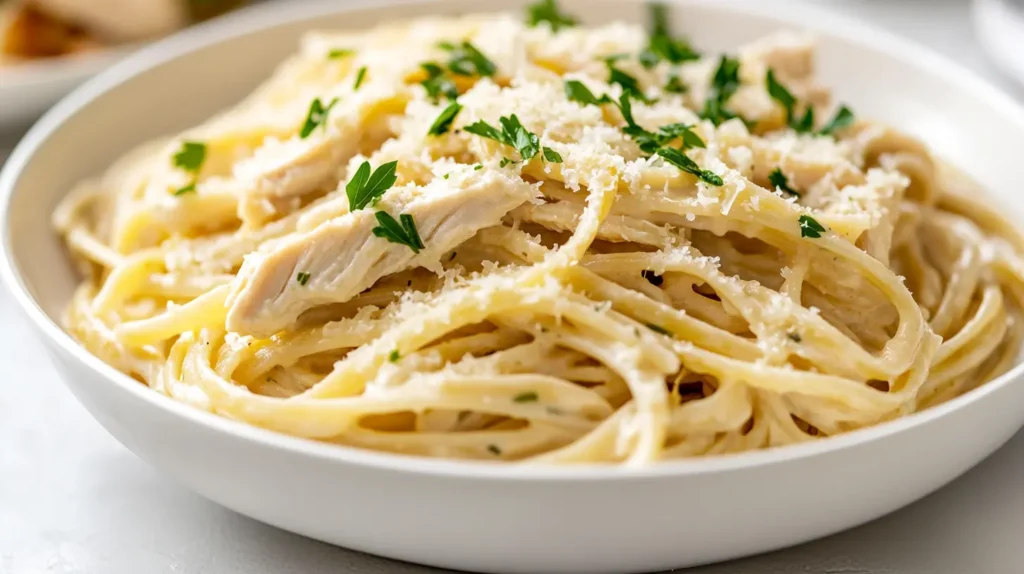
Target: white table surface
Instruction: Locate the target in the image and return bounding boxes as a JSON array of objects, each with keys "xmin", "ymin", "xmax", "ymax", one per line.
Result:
[{"xmin": 2, "ymin": 1, "xmax": 1023, "ymax": 573}]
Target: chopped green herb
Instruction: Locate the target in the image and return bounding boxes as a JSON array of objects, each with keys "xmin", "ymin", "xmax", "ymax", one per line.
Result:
[
  {"xmin": 768, "ymin": 167, "xmax": 799, "ymax": 196},
  {"xmin": 699, "ymin": 55, "xmax": 742, "ymax": 126},
  {"xmin": 428, "ymin": 102, "xmax": 462, "ymax": 136},
  {"xmin": 345, "ymin": 161, "xmax": 399, "ymax": 211},
  {"xmin": 296, "ymin": 272, "xmax": 311, "ymax": 286},
  {"xmin": 353, "ymin": 66, "xmax": 367, "ymax": 90},
  {"xmin": 327, "ymin": 48, "xmax": 355, "ymax": 59},
  {"xmin": 499, "ymin": 157, "xmax": 516, "ymax": 168},
  {"xmin": 641, "ymin": 270, "xmax": 664, "ymax": 286},
  {"xmin": 443, "ymin": 173, "xmax": 450, "ymax": 180},
  {"xmin": 650, "ymin": 2, "xmax": 670, "ymax": 36},
  {"xmin": 564, "ymin": 80, "xmax": 613, "ymax": 106},
  {"xmin": 710, "ymin": 55, "xmax": 741, "ymax": 101},
  {"xmin": 656, "ymin": 147, "xmax": 723, "ymax": 186},
  {"xmin": 173, "ymin": 141, "xmax": 207, "ymax": 173},
  {"xmin": 173, "ymin": 182, "xmax": 197, "ymax": 196},
  {"xmin": 658, "ymin": 123, "xmax": 706, "ymax": 149},
  {"xmin": 664, "ymin": 74, "xmax": 687, "ymax": 94},
  {"xmin": 372, "ymin": 211, "xmax": 425, "ymax": 253},
  {"xmin": 616, "ymin": 93, "xmax": 703, "ymax": 154},
  {"xmin": 798, "ymin": 214, "xmax": 827, "ymax": 238},
  {"xmin": 389, "ymin": 350, "xmax": 400, "ymax": 362},
  {"xmin": 787, "ymin": 332, "xmax": 802, "ymax": 343},
  {"xmin": 792, "ymin": 107, "xmax": 815, "ymax": 133},
  {"xmin": 640, "ymin": 3, "xmax": 700, "ymax": 68},
  {"xmin": 487, "ymin": 444, "xmax": 502, "ymax": 456},
  {"xmin": 299, "ymin": 97, "xmax": 339, "ymax": 138},
  {"xmin": 605, "ymin": 58, "xmax": 652, "ymax": 104},
  {"xmin": 440, "ymin": 41, "xmax": 496, "ymax": 77},
  {"xmin": 819, "ymin": 105, "xmax": 855, "ymax": 136},
  {"xmin": 420, "ymin": 62, "xmax": 459, "ymax": 103},
  {"xmin": 465, "ymin": 114, "xmax": 543, "ymax": 161},
  {"xmin": 646, "ymin": 323, "xmax": 673, "ymax": 336},
  {"xmin": 525, "ymin": 0, "xmax": 577, "ymax": 31},
  {"xmin": 542, "ymin": 147, "xmax": 563, "ymax": 163},
  {"xmin": 766, "ymin": 69, "xmax": 816, "ymax": 132},
  {"xmin": 473, "ymin": 164, "xmax": 484, "ymax": 170},
  {"xmin": 172, "ymin": 141, "xmax": 207, "ymax": 196},
  {"xmin": 766, "ymin": 68, "xmax": 797, "ymax": 125},
  {"xmin": 513, "ymin": 391, "xmax": 539, "ymax": 403},
  {"xmin": 617, "ymin": 93, "xmax": 660, "ymax": 154},
  {"xmin": 639, "ymin": 50, "xmax": 660, "ymax": 69}
]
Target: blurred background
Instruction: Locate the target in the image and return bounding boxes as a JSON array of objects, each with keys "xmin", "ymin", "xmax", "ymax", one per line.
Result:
[{"xmin": 0, "ymin": 0, "xmax": 1022, "ymax": 136}]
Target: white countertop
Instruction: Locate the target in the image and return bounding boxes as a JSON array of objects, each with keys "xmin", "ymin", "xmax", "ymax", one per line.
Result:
[{"xmin": 2, "ymin": 1, "xmax": 1023, "ymax": 572}]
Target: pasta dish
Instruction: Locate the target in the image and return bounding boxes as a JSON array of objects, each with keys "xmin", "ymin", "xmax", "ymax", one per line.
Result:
[{"xmin": 54, "ymin": 1, "xmax": 1024, "ymax": 465}]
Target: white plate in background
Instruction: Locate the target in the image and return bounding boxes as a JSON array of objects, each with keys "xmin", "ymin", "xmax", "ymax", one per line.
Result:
[
  {"xmin": 3, "ymin": 1, "xmax": 1024, "ymax": 573},
  {"xmin": 0, "ymin": 48, "xmax": 132, "ymax": 128}
]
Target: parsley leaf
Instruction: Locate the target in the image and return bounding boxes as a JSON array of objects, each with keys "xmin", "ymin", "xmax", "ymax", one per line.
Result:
[
  {"xmin": 700, "ymin": 55, "xmax": 742, "ymax": 126},
  {"xmin": 664, "ymin": 74, "xmax": 687, "ymax": 94},
  {"xmin": 441, "ymin": 41, "xmax": 496, "ymax": 77},
  {"xmin": 353, "ymin": 66, "xmax": 367, "ymax": 90},
  {"xmin": 296, "ymin": 272, "xmax": 311, "ymax": 286},
  {"xmin": 525, "ymin": 0, "xmax": 577, "ymax": 31},
  {"xmin": 616, "ymin": 93, "xmax": 705, "ymax": 154},
  {"xmin": 300, "ymin": 97, "xmax": 339, "ymax": 138},
  {"xmin": 820, "ymin": 105, "xmax": 855, "ymax": 136},
  {"xmin": 766, "ymin": 68, "xmax": 797, "ymax": 125},
  {"xmin": 768, "ymin": 168, "xmax": 799, "ymax": 196},
  {"xmin": 173, "ymin": 182, "xmax": 196, "ymax": 196},
  {"xmin": 513, "ymin": 391, "xmax": 539, "ymax": 403},
  {"xmin": 465, "ymin": 114, "xmax": 544, "ymax": 161},
  {"xmin": 711, "ymin": 55, "xmax": 741, "ymax": 101},
  {"xmin": 420, "ymin": 62, "xmax": 460, "ymax": 103},
  {"xmin": 657, "ymin": 123, "xmax": 706, "ymax": 149},
  {"xmin": 640, "ymin": 3, "xmax": 700, "ymax": 68},
  {"xmin": 766, "ymin": 68, "xmax": 822, "ymax": 133},
  {"xmin": 564, "ymin": 80, "xmax": 613, "ymax": 106},
  {"xmin": 372, "ymin": 211, "xmax": 424, "ymax": 253},
  {"xmin": 605, "ymin": 58, "xmax": 652, "ymax": 104},
  {"xmin": 173, "ymin": 141, "xmax": 206, "ymax": 173},
  {"xmin": 502, "ymin": 115, "xmax": 540, "ymax": 159},
  {"xmin": 542, "ymin": 147, "xmax": 563, "ymax": 163},
  {"xmin": 792, "ymin": 106, "xmax": 815, "ymax": 133},
  {"xmin": 172, "ymin": 141, "xmax": 206, "ymax": 196},
  {"xmin": 656, "ymin": 147, "xmax": 723, "ymax": 186},
  {"xmin": 487, "ymin": 444, "xmax": 502, "ymax": 455},
  {"xmin": 346, "ymin": 161, "xmax": 399, "ymax": 211},
  {"xmin": 327, "ymin": 48, "xmax": 355, "ymax": 59},
  {"xmin": 617, "ymin": 92, "xmax": 665, "ymax": 154},
  {"xmin": 428, "ymin": 102, "xmax": 462, "ymax": 136},
  {"xmin": 389, "ymin": 350, "xmax": 400, "ymax": 362},
  {"xmin": 798, "ymin": 214, "xmax": 827, "ymax": 238}
]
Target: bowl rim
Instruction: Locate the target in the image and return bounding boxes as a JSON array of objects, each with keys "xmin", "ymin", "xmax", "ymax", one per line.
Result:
[{"xmin": 3, "ymin": 0, "xmax": 1024, "ymax": 482}]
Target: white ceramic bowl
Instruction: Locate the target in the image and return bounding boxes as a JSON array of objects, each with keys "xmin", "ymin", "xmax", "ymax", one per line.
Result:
[{"xmin": 3, "ymin": 1, "xmax": 1024, "ymax": 573}]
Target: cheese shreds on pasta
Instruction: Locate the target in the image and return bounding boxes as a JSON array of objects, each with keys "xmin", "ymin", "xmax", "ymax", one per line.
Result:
[{"xmin": 54, "ymin": 12, "xmax": 1024, "ymax": 465}]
